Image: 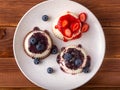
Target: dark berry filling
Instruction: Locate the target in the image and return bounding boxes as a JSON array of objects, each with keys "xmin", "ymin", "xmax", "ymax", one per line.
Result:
[
  {"xmin": 62, "ymin": 48, "xmax": 84, "ymax": 70},
  {"xmin": 82, "ymin": 67, "xmax": 89, "ymax": 73},
  {"xmin": 78, "ymin": 44, "xmax": 82, "ymax": 48},
  {"xmin": 28, "ymin": 32, "xmax": 48, "ymax": 53},
  {"xmin": 82, "ymin": 56, "xmax": 91, "ymax": 73},
  {"xmin": 56, "ymin": 54, "xmax": 60, "ymax": 63},
  {"xmin": 61, "ymin": 47, "xmax": 65, "ymax": 51},
  {"xmin": 33, "ymin": 27, "xmax": 40, "ymax": 31}
]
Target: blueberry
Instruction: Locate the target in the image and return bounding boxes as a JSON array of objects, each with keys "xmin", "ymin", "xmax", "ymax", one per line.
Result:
[
  {"xmin": 42, "ymin": 15, "xmax": 49, "ymax": 21},
  {"xmin": 63, "ymin": 53, "xmax": 72, "ymax": 61},
  {"xmin": 29, "ymin": 37, "xmax": 37, "ymax": 45},
  {"xmin": 51, "ymin": 45, "xmax": 58, "ymax": 54},
  {"xmin": 34, "ymin": 58, "xmax": 40, "ymax": 65},
  {"xmin": 74, "ymin": 59, "xmax": 82, "ymax": 67},
  {"xmin": 51, "ymin": 48, "xmax": 58, "ymax": 54},
  {"xmin": 83, "ymin": 67, "xmax": 89, "ymax": 73},
  {"xmin": 47, "ymin": 67, "xmax": 54, "ymax": 74},
  {"xmin": 36, "ymin": 43, "xmax": 45, "ymax": 51}
]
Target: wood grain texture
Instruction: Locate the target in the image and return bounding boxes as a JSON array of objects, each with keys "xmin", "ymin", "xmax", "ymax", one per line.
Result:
[
  {"xmin": 1, "ymin": 27, "xmax": 120, "ymax": 58},
  {"xmin": 0, "ymin": 27, "xmax": 14, "ymax": 57},
  {"xmin": 0, "ymin": 58, "xmax": 36, "ymax": 87},
  {"xmin": 0, "ymin": 58, "xmax": 120, "ymax": 88},
  {"xmin": 0, "ymin": 0, "xmax": 120, "ymax": 89},
  {"xmin": 74, "ymin": 0, "xmax": 120, "ymax": 27},
  {"xmin": 0, "ymin": 0, "xmax": 120, "ymax": 27},
  {"xmin": 0, "ymin": 0, "xmax": 44, "ymax": 25},
  {"xmin": 1, "ymin": 87, "xmax": 120, "ymax": 90}
]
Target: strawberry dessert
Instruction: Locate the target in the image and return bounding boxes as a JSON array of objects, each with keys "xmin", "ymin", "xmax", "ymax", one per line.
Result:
[{"xmin": 53, "ymin": 11, "xmax": 89, "ymax": 42}]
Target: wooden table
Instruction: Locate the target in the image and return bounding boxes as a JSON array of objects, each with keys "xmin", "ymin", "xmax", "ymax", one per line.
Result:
[{"xmin": 0, "ymin": 0, "xmax": 120, "ymax": 90}]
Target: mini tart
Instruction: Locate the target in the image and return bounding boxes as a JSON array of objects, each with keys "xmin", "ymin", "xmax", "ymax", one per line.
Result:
[
  {"xmin": 53, "ymin": 12, "xmax": 82, "ymax": 42},
  {"xmin": 57, "ymin": 44, "xmax": 90, "ymax": 75},
  {"xmin": 23, "ymin": 27, "xmax": 52, "ymax": 59}
]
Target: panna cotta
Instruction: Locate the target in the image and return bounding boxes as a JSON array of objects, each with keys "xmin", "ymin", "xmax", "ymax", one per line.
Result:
[
  {"xmin": 23, "ymin": 27, "xmax": 52, "ymax": 59},
  {"xmin": 56, "ymin": 44, "xmax": 91, "ymax": 75},
  {"xmin": 53, "ymin": 11, "xmax": 89, "ymax": 42}
]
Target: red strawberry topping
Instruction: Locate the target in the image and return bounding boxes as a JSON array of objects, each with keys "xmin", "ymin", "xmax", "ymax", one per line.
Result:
[{"xmin": 61, "ymin": 20, "xmax": 68, "ymax": 28}]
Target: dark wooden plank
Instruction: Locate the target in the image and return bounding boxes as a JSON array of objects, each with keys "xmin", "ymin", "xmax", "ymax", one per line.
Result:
[
  {"xmin": 104, "ymin": 27, "xmax": 120, "ymax": 58},
  {"xmin": 77, "ymin": 87, "xmax": 120, "ymax": 90},
  {"xmin": 0, "ymin": 58, "xmax": 120, "ymax": 72},
  {"xmin": 0, "ymin": 58, "xmax": 120, "ymax": 87},
  {"xmin": 0, "ymin": 58, "xmax": 36, "ymax": 87},
  {"xmin": 83, "ymin": 72, "xmax": 120, "ymax": 87},
  {"xmin": 0, "ymin": 88, "xmax": 43, "ymax": 90},
  {"xmin": 0, "ymin": 27, "xmax": 14, "ymax": 58},
  {"xmin": 0, "ymin": 0, "xmax": 44, "ymax": 25},
  {"xmin": 0, "ymin": 72, "xmax": 36, "ymax": 87},
  {"xmin": 100, "ymin": 58, "xmax": 120, "ymax": 72},
  {"xmin": 0, "ymin": 87, "xmax": 120, "ymax": 90},
  {"xmin": 0, "ymin": 26, "xmax": 120, "ymax": 58},
  {"xmin": 0, "ymin": 0, "xmax": 120, "ymax": 27},
  {"xmin": 74, "ymin": 0, "xmax": 120, "ymax": 27}
]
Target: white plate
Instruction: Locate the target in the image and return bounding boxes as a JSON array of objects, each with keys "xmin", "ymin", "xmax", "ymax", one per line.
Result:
[{"xmin": 13, "ymin": 0, "xmax": 105, "ymax": 90}]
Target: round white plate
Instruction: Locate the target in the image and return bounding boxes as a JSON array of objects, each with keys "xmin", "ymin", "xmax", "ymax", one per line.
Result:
[{"xmin": 13, "ymin": 0, "xmax": 105, "ymax": 90}]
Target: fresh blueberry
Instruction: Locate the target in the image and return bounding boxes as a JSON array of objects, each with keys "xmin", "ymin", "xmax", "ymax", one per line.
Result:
[
  {"xmin": 29, "ymin": 37, "xmax": 37, "ymax": 45},
  {"xmin": 63, "ymin": 53, "xmax": 72, "ymax": 61},
  {"xmin": 74, "ymin": 59, "xmax": 82, "ymax": 67},
  {"xmin": 36, "ymin": 43, "xmax": 45, "ymax": 51},
  {"xmin": 51, "ymin": 45, "xmax": 58, "ymax": 54},
  {"xmin": 51, "ymin": 48, "xmax": 58, "ymax": 54},
  {"xmin": 82, "ymin": 67, "xmax": 89, "ymax": 73},
  {"xmin": 47, "ymin": 67, "xmax": 54, "ymax": 74},
  {"xmin": 34, "ymin": 58, "xmax": 40, "ymax": 65},
  {"xmin": 42, "ymin": 15, "xmax": 49, "ymax": 21}
]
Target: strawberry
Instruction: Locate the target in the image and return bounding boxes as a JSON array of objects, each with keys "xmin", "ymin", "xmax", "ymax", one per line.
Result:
[
  {"xmin": 79, "ymin": 13, "xmax": 87, "ymax": 22},
  {"xmin": 81, "ymin": 23, "xmax": 89, "ymax": 33},
  {"xmin": 70, "ymin": 22, "xmax": 80, "ymax": 32},
  {"xmin": 61, "ymin": 20, "xmax": 68, "ymax": 28},
  {"xmin": 64, "ymin": 28, "xmax": 72, "ymax": 37}
]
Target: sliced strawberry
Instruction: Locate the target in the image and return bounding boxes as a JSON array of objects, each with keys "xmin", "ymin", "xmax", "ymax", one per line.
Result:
[
  {"xmin": 70, "ymin": 22, "xmax": 80, "ymax": 32},
  {"xmin": 79, "ymin": 13, "xmax": 87, "ymax": 22},
  {"xmin": 81, "ymin": 23, "xmax": 89, "ymax": 33},
  {"xmin": 64, "ymin": 28, "xmax": 72, "ymax": 37},
  {"xmin": 61, "ymin": 20, "xmax": 68, "ymax": 28}
]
